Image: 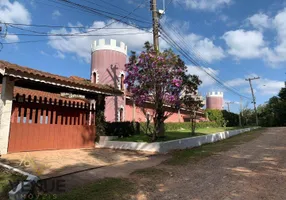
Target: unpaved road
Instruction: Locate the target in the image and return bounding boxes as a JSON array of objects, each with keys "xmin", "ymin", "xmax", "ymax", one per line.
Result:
[{"xmin": 138, "ymin": 127, "xmax": 286, "ymax": 200}]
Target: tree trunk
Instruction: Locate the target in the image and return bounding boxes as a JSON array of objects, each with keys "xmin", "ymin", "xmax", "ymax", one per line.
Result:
[{"xmin": 191, "ymin": 111, "xmax": 197, "ymax": 136}]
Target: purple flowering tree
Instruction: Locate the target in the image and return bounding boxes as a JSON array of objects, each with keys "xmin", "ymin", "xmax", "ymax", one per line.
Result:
[{"xmin": 125, "ymin": 43, "xmax": 199, "ymax": 141}]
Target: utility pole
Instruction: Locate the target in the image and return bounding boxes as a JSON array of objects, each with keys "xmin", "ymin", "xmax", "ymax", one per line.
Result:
[
  {"xmin": 245, "ymin": 77, "xmax": 260, "ymax": 126},
  {"xmin": 225, "ymin": 101, "xmax": 234, "ymax": 112},
  {"xmin": 151, "ymin": 0, "xmax": 159, "ymax": 52}
]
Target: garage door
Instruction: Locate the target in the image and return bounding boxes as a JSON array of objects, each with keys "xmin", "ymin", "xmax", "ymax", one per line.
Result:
[{"xmin": 8, "ymin": 96, "xmax": 96, "ymax": 153}]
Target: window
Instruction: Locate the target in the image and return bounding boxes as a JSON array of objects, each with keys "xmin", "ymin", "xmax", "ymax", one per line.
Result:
[
  {"xmin": 119, "ymin": 108, "xmax": 124, "ymax": 122},
  {"xmin": 120, "ymin": 74, "xmax": 124, "ymax": 90},
  {"xmin": 93, "ymin": 72, "xmax": 97, "ymax": 83},
  {"xmin": 146, "ymin": 113, "xmax": 150, "ymax": 122}
]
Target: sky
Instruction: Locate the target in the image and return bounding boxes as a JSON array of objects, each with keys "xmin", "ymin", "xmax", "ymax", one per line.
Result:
[{"xmin": 0, "ymin": 0, "xmax": 286, "ymax": 113}]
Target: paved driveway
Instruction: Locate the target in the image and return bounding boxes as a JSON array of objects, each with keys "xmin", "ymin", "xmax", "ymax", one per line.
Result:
[{"xmin": 0, "ymin": 148, "xmax": 154, "ymax": 179}]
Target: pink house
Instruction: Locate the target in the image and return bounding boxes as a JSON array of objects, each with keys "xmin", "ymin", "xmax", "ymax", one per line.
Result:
[{"xmin": 91, "ymin": 39, "xmax": 205, "ymax": 123}]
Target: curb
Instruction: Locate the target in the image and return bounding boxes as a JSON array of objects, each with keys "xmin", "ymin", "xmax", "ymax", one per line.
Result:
[
  {"xmin": 0, "ymin": 162, "xmax": 39, "ymax": 200},
  {"xmin": 96, "ymin": 127, "xmax": 260, "ymax": 153}
]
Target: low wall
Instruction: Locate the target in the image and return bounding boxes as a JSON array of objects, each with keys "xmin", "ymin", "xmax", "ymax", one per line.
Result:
[
  {"xmin": 96, "ymin": 127, "xmax": 259, "ymax": 153},
  {"xmin": 0, "ymin": 162, "xmax": 39, "ymax": 200},
  {"xmin": 99, "ymin": 136, "xmax": 118, "ymax": 143}
]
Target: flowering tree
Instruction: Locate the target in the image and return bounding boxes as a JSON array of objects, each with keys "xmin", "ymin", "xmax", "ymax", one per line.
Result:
[{"xmin": 125, "ymin": 43, "xmax": 201, "ymax": 141}]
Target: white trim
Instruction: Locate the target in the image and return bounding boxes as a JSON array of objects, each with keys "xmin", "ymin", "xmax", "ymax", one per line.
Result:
[
  {"xmin": 118, "ymin": 71, "xmax": 125, "ymax": 90},
  {"xmin": 4, "ymin": 72, "xmax": 120, "ymax": 96},
  {"xmin": 91, "ymin": 70, "xmax": 99, "ymax": 84},
  {"xmin": 117, "ymin": 105, "xmax": 124, "ymax": 122},
  {"xmin": 207, "ymin": 91, "xmax": 224, "ymax": 97},
  {"xmin": 0, "ymin": 68, "xmax": 5, "ymax": 75},
  {"xmin": 91, "ymin": 39, "xmax": 127, "ymax": 55},
  {"xmin": 96, "ymin": 127, "xmax": 259, "ymax": 153}
]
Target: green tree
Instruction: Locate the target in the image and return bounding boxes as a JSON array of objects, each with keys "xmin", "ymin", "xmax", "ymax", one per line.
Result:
[
  {"xmin": 278, "ymin": 87, "xmax": 286, "ymax": 100},
  {"xmin": 205, "ymin": 109, "xmax": 224, "ymax": 126},
  {"xmin": 257, "ymin": 87, "xmax": 286, "ymax": 127}
]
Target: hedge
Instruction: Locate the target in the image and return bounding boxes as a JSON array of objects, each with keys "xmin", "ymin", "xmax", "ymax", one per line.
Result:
[
  {"xmin": 104, "ymin": 121, "xmax": 220, "ymax": 137},
  {"xmin": 105, "ymin": 122, "xmax": 139, "ymax": 137}
]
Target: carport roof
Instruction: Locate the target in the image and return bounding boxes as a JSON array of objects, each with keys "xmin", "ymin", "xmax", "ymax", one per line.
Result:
[{"xmin": 0, "ymin": 60, "xmax": 123, "ymax": 96}]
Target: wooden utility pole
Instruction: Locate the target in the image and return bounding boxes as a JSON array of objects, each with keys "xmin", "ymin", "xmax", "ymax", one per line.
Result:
[
  {"xmin": 151, "ymin": 0, "xmax": 159, "ymax": 52},
  {"xmin": 245, "ymin": 77, "xmax": 260, "ymax": 126}
]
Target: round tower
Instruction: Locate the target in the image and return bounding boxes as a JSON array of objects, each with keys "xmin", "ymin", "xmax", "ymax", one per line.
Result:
[
  {"xmin": 206, "ymin": 91, "xmax": 224, "ymax": 110},
  {"xmin": 91, "ymin": 39, "xmax": 127, "ymax": 122}
]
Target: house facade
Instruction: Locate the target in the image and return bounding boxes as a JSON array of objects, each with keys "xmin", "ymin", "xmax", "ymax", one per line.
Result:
[
  {"xmin": 91, "ymin": 39, "xmax": 205, "ymax": 123},
  {"xmin": 0, "ymin": 61, "xmax": 122, "ymax": 154}
]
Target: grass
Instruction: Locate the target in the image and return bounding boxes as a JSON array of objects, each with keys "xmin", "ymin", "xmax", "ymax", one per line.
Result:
[
  {"xmin": 35, "ymin": 178, "xmax": 137, "ymax": 200},
  {"xmin": 115, "ymin": 127, "xmax": 245, "ymax": 143},
  {"xmin": 0, "ymin": 166, "xmax": 27, "ymax": 200},
  {"xmin": 165, "ymin": 128, "xmax": 263, "ymax": 165}
]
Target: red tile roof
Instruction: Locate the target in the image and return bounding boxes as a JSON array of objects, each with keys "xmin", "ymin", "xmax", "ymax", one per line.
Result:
[
  {"xmin": 0, "ymin": 85, "xmax": 87, "ymax": 103},
  {"xmin": 0, "ymin": 60, "xmax": 122, "ymax": 95}
]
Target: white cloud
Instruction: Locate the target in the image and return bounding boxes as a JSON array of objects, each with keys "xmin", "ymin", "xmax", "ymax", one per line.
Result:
[
  {"xmin": 256, "ymin": 79, "xmax": 285, "ymax": 95},
  {"xmin": 0, "ymin": 0, "xmax": 31, "ymax": 24},
  {"xmin": 248, "ymin": 13, "xmax": 272, "ymax": 30},
  {"xmin": 48, "ymin": 20, "xmax": 153, "ymax": 63},
  {"xmin": 4, "ymin": 34, "xmax": 19, "ymax": 42},
  {"xmin": 52, "ymin": 10, "xmax": 61, "ymax": 19},
  {"xmin": 162, "ymin": 19, "xmax": 225, "ymax": 63},
  {"xmin": 54, "ymin": 51, "xmax": 65, "ymax": 59},
  {"xmin": 47, "ymin": 19, "xmax": 225, "ymax": 63},
  {"xmin": 193, "ymin": 38, "xmax": 225, "ymax": 62},
  {"xmin": 225, "ymin": 78, "xmax": 247, "ymax": 87},
  {"xmin": 187, "ymin": 65, "xmax": 219, "ymax": 87},
  {"xmin": 175, "ymin": 0, "xmax": 232, "ymax": 11},
  {"xmin": 226, "ymin": 75, "xmax": 284, "ymax": 96},
  {"xmin": 266, "ymin": 8, "xmax": 286, "ymax": 64},
  {"xmin": 40, "ymin": 50, "xmax": 49, "ymax": 56},
  {"xmin": 222, "ymin": 29, "xmax": 266, "ymax": 59},
  {"xmin": 219, "ymin": 14, "xmax": 229, "ymax": 22},
  {"xmin": 229, "ymin": 8, "xmax": 286, "ymax": 66}
]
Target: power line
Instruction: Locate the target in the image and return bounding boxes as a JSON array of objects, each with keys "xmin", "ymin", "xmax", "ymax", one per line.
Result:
[
  {"xmin": 159, "ymin": 20, "xmax": 252, "ymax": 99},
  {"xmin": 160, "ymin": 20, "xmax": 244, "ymax": 95},
  {"xmin": 51, "ymin": 0, "xmax": 151, "ymax": 25},
  {"xmin": 1, "ymin": 0, "xmax": 152, "ymax": 46},
  {"xmin": 4, "ymin": 0, "xmax": 151, "ymax": 38},
  {"xmin": 4, "ymin": 22, "xmax": 150, "ymax": 29},
  {"xmin": 87, "ymin": 0, "xmax": 149, "ymax": 21},
  {"xmin": 3, "ymin": 31, "xmax": 151, "ymax": 38},
  {"xmin": 159, "ymin": 27, "xmax": 251, "ymax": 100}
]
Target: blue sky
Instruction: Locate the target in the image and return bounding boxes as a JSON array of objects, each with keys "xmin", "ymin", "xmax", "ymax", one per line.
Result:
[{"xmin": 0, "ymin": 0, "xmax": 286, "ymax": 113}]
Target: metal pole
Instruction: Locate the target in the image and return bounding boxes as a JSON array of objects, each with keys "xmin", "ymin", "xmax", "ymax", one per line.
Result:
[{"xmin": 151, "ymin": 0, "xmax": 159, "ymax": 52}]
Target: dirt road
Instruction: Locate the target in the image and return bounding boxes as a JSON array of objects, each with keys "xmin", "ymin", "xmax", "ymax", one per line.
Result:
[{"xmin": 136, "ymin": 127, "xmax": 286, "ymax": 200}]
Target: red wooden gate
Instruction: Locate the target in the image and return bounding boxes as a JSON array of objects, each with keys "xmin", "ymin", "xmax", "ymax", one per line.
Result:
[{"xmin": 8, "ymin": 95, "xmax": 96, "ymax": 153}]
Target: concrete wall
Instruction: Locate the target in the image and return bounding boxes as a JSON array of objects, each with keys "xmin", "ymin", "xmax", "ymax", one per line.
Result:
[
  {"xmin": 96, "ymin": 127, "xmax": 259, "ymax": 153},
  {"xmin": 124, "ymin": 100, "xmax": 205, "ymax": 123},
  {"xmin": 0, "ymin": 77, "xmax": 14, "ymax": 155}
]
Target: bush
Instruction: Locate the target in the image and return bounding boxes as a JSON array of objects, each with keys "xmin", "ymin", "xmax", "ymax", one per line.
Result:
[
  {"xmin": 205, "ymin": 109, "xmax": 224, "ymax": 126},
  {"xmin": 105, "ymin": 122, "xmax": 138, "ymax": 137}
]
